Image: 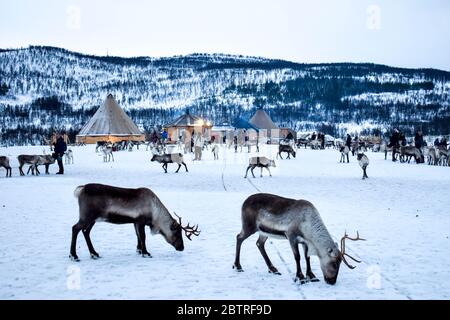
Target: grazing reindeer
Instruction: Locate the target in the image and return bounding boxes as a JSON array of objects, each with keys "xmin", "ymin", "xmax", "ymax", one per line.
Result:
[
  {"xmin": 151, "ymin": 153, "xmax": 188, "ymax": 173},
  {"xmin": 244, "ymin": 157, "xmax": 276, "ymax": 178},
  {"xmin": 0, "ymin": 156, "xmax": 12, "ymax": 177},
  {"xmin": 277, "ymin": 145, "xmax": 296, "ymax": 159},
  {"xmin": 357, "ymin": 152, "xmax": 369, "ymax": 179},
  {"xmin": 70, "ymin": 183, "xmax": 200, "ymax": 261},
  {"xmin": 211, "ymin": 144, "xmax": 219, "ymax": 160},
  {"xmin": 65, "ymin": 149, "xmax": 74, "ymax": 164},
  {"xmin": 233, "ymin": 193, "xmax": 365, "ymax": 285},
  {"xmin": 18, "ymin": 155, "xmax": 55, "ymax": 176},
  {"xmin": 101, "ymin": 145, "xmax": 114, "ymax": 162},
  {"xmin": 339, "ymin": 146, "xmax": 350, "ymax": 163},
  {"xmin": 399, "ymin": 146, "xmax": 422, "ymax": 164}
]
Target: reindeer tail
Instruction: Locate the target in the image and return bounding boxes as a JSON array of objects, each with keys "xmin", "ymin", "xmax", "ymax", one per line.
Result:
[{"xmin": 74, "ymin": 185, "xmax": 84, "ymax": 198}]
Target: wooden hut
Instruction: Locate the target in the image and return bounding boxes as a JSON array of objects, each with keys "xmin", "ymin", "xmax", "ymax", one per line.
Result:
[{"xmin": 164, "ymin": 110, "xmax": 212, "ymax": 143}]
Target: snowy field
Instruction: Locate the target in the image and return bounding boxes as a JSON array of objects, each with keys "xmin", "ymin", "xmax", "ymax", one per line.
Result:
[{"xmin": 0, "ymin": 143, "xmax": 449, "ymax": 300}]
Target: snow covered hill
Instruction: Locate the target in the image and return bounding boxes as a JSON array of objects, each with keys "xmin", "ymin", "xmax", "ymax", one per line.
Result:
[
  {"xmin": 0, "ymin": 144, "xmax": 449, "ymax": 299},
  {"xmin": 1, "ymin": 46, "xmax": 450, "ymax": 145}
]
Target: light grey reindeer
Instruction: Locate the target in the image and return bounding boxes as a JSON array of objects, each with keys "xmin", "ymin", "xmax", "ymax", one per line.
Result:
[
  {"xmin": 233, "ymin": 193, "xmax": 365, "ymax": 285},
  {"xmin": 244, "ymin": 156, "xmax": 275, "ymax": 178},
  {"xmin": 339, "ymin": 146, "xmax": 350, "ymax": 163},
  {"xmin": 65, "ymin": 149, "xmax": 74, "ymax": 165},
  {"xmin": 70, "ymin": 183, "xmax": 200, "ymax": 261},
  {"xmin": 0, "ymin": 156, "xmax": 12, "ymax": 177},
  {"xmin": 357, "ymin": 152, "xmax": 369, "ymax": 179},
  {"xmin": 101, "ymin": 145, "xmax": 114, "ymax": 162}
]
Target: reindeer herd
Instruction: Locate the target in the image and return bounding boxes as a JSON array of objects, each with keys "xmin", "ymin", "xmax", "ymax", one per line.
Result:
[{"xmin": 3, "ymin": 133, "xmax": 449, "ymax": 286}]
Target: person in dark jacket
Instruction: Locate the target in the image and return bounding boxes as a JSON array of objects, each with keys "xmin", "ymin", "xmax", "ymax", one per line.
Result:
[
  {"xmin": 53, "ymin": 132, "xmax": 67, "ymax": 174},
  {"xmin": 388, "ymin": 129, "xmax": 400, "ymax": 162},
  {"xmin": 414, "ymin": 131, "xmax": 424, "ymax": 149},
  {"xmin": 346, "ymin": 134, "xmax": 352, "ymax": 148}
]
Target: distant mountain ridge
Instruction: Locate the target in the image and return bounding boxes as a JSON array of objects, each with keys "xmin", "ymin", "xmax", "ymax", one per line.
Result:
[{"xmin": 0, "ymin": 45, "xmax": 449, "ymax": 145}]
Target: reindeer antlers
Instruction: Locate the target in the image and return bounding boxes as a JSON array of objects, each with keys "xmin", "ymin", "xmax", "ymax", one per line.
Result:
[
  {"xmin": 340, "ymin": 231, "xmax": 366, "ymax": 269},
  {"xmin": 174, "ymin": 212, "xmax": 201, "ymax": 240}
]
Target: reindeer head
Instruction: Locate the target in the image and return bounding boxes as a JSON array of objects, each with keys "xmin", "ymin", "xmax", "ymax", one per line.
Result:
[
  {"xmin": 165, "ymin": 213, "xmax": 200, "ymax": 251},
  {"xmin": 321, "ymin": 231, "xmax": 365, "ymax": 285},
  {"xmin": 269, "ymin": 160, "xmax": 276, "ymax": 168}
]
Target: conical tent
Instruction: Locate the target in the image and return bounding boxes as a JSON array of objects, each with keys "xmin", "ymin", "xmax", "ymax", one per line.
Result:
[
  {"xmin": 76, "ymin": 94, "xmax": 145, "ymax": 144},
  {"xmin": 249, "ymin": 109, "xmax": 279, "ymax": 130}
]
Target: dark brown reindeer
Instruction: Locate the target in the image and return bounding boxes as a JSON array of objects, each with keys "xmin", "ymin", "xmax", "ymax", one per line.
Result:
[
  {"xmin": 233, "ymin": 193, "xmax": 365, "ymax": 285},
  {"xmin": 0, "ymin": 156, "xmax": 12, "ymax": 177},
  {"xmin": 277, "ymin": 145, "xmax": 296, "ymax": 159},
  {"xmin": 70, "ymin": 183, "xmax": 200, "ymax": 261}
]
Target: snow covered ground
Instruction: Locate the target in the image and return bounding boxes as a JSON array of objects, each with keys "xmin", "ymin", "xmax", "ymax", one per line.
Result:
[{"xmin": 0, "ymin": 143, "xmax": 449, "ymax": 300}]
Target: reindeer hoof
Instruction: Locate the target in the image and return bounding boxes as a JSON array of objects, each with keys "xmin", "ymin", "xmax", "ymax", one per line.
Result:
[
  {"xmin": 141, "ymin": 252, "xmax": 152, "ymax": 258},
  {"xmin": 268, "ymin": 266, "xmax": 281, "ymax": 275},
  {"xmin": 294, "ymin": 276, "xmax": 306, "ymax": 284},
  {"xmin": 90, "ymin": 253, "xmax": 100, "ymax": 259},
  {"xmin": 233, "ymin": 264, "xmax": 243, "ymax": 272},
  {"xmin": 269, "ymin": 270, "xmax": 281, "ymax": 275},
  {"xmin": 69, "ymin": 255, "xmax": 80, "ymax": 262}
]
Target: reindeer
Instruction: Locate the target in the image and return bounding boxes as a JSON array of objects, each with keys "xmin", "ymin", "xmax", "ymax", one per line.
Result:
[
  {"xmin": 95, "ymin": 141, "xmax": 108, "ymax": 152},
  {"xmin": 151, "ymin": 153, "xmax": 188, "ymax": 173},
  {"xmin": 426, "ymin": 147, "xmax": 437, "ymax": 165},
  {"xmin": 18, "ymin": 155, "xmax": 55, "ymax": 176},
  {"xmin": 244, "ymin": 157, "xmax": 276, "ymax": 178},
  {"xmin": 101, "ymin": 145, "xmax": 114, "ymax": 162},
  {"xmin": 399, "ymin": 146, "xmax": 422, "ymax": 164},
  {"xmin": 233, "ymin": 193, "xmax": 365, "ymax": 285},
  {"xmin": 65, "ymin": 149, "xmax": 74, "ymax": 165},
  {"xmin": 277, "ymin": 145, "xmax": 296, "ymax": 159},
  {"xmin": 436, "ymin": 147, "xmax": 449, "ymax": 166},
  {"xmin": 25, "ymin": 155, "xmax": 56, "ymax": 175},
  {"xmin": 357, "ymin": 152, "xmax": 369, "ymax": 179},
  {"xmin": 70, "ymin": 183, "xmax": 200, "ymax": 261},
  {"xmin": 211, "ymin": 144, "xmax": 219, "ymax": 160},
  {"xmin": 339, "ymin": 146, "xmax": 350, "ymax": 163},
  {"xmin": 0, "ymin": 156, "xmax": 12, "ymax": 177}
]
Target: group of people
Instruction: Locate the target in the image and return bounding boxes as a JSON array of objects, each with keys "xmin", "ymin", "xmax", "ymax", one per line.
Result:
[
  {"xmin": 387, "ymin": 128, "xmax": 448, "ymax": 162},
  {"xmin": 311, "ymin": 132, "xmax": 326, "ymax": 149}
]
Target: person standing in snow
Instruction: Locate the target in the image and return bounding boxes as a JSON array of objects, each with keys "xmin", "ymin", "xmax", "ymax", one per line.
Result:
[
  {"xmin": 388, "ymin": 129, "xmax": 400, "ymax": 162},
  {"xmin": 346, "ymin": 134, "xmax": 352, "ymax": 149},
  {"xmin": 414, "ymin": 130, "xmax": 424, "ymax": 149},
  {"xmin": 194, "ymin": 132, "xmax": 203, "ymax": 160},
  {"xmin": 53, "ymin": 132, "xmax": 67, "ymax": 174}
]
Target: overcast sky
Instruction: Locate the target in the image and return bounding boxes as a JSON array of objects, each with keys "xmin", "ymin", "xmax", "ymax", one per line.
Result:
[{"xmin": 1, "ymin": 0, "xmax": 449, "ymax": 70}]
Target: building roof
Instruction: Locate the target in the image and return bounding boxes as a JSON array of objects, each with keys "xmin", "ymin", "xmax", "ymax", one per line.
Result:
[
  {"xmin": 77, "ymin": 94, "xmax": 142, "ymax": 136},
  {"xmin": 164, "ymin": 111, "xmax": 210, "ymax": 127},
  {"xmin": 249, "ymin": 109, "xmax": 279, "ymax": 130},
  {"xmin": 233, "ymin": 118, "xmax": 259, "ymax": 131}
]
